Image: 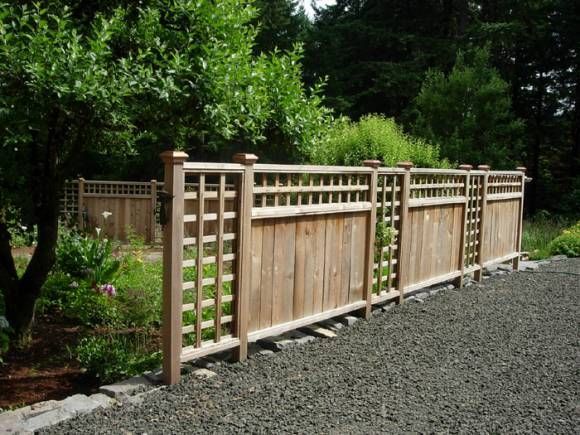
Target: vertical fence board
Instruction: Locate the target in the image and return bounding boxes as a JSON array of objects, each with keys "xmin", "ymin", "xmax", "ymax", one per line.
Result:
[
  {"xmin": 249, "ymin": 220, "xmax": 264, "ymax": 332},
  {"xmin": 259, "ymin": 222, "xmax": 275, "ymax": 329}
]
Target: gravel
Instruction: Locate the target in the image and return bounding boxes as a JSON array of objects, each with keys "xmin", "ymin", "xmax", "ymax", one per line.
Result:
[{"xmin": 45, "ymin": 259, "xmax": 580, "ymax": 434}]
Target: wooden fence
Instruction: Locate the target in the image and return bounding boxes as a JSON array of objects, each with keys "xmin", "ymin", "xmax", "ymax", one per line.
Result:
[
  {"xmin": 60, "ymin": 179, "xmax": 236, "ymax": 243},
  {"xmin": 60, "ymin": 179, "xmax": 159, "ymax": 243},
  {"xmin": 160, "ymin": 152, "xmax": 527, "ymax": 384}
]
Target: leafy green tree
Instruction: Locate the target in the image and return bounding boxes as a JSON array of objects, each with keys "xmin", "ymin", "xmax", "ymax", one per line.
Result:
[
  {"xmin": 410, "ymin": 48, "xmax": 524, "ymax": 167},
  {"xmin": 0, "ymin": 0, "xmax": 331, "ymax": 339},
  {"xmin": 308, "ymin": 114, "xmax": 448, "ymax": 168}
]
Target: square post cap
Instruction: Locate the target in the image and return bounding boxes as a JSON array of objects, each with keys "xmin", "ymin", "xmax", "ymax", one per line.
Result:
[
  {"xmin": 477, "ymin": 164, "xmax": 491, "ymax": 171},
  {"xmin": 516, "ymin": 166, "xmax": 527, "ymax": 173},
  {"xmin": 160, "ymin": 150, "xmax": 189, "ymax": 164},
  {"xmin": 396, "ymin": 161, "xmax": 414, "ymax": 170},
  {"xmin": 233, "ymin": 153, "xmax": 259, "ymax": 165},
  {"xmin": 459, "ymin": 164, "xmax": 473, "ymax": 170},
  {"xmin": 363, "ymin": 159, "xmax": 381, "ymax": 168}
]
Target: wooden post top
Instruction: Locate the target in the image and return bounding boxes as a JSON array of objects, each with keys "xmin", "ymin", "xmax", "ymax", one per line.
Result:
[
  {"xmin": 459, "ymin": 164, "xmax": 473, "ymax": 171},
  {"xmin": 396, "ymin": 161, "xmax": 414, "ymax": 170},
  {"xmin": 477, "ymin": 164, "xmax": 491, "ymax": 171},
  {"xmin": 363, "ymin": 159, "xmax": 381, "ymax": 168},
  {"xmin": 160, "ymin": 150, "xmax": 189, "ymax": 164},
  {"xmin": 233, "ymin": 153, "xmax": 259, "ymax": 165},
  {"xmin": 516, "ymin": 166, "xmax": 527, "ymax": 173}
]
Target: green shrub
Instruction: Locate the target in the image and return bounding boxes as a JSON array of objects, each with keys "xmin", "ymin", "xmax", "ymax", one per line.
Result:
[
  {"xmin": 115, "ymin": 261, "xmax": 163, "ymax": 328},
  {"xmin": 306, "ymin": 114, "xmax": 450, "ymax": 168},
  {"xmin": 39, "ymin": 272, "xmax": 121, "ymax": 326},
  {"xmin": 549, "ymin": 221, "xmax": 580, "ymax": 257},
  {"xmin": 75, "ymin": 333, "xmax": 161, "ymax": 383},
  {"xmin": 522, "ymin": 212, "xmax": 571, "ymax": 260},
  {"xmin": 56, "ymin": 228, "xmax": 120, "ymax": 287}
]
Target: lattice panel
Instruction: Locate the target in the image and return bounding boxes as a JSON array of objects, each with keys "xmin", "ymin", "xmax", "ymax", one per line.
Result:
[
  {"xmin": 84, "ymin": 181, "xmax": 153, "ymax": 196},
  {"xmin": 488, "ymin": 174, "xmax": 522, "ymax": 195},
  {"xmin": 464, "ymin": 174, "xmax": 483, "ymax": 268},
  {"xmin": 373, "ymin": 172, "xmax": 402, "ymax": 296},
  {"xmin": 410, "ymin": 173, "xmax": 466, "ymax": 199},
  {"xmin": 181, "ymin": 172, "xmax": 241, "ymax": 352},
  {"xmin": 252, "ymin": 172, "xmax": 372, "ymax": 209},
  {"xmin": 60, "ymin": 180, "xmax": 79, "ymax": 216}
]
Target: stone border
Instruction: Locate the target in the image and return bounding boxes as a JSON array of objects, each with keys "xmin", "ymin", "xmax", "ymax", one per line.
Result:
[{"xmin": 0, "ymin": 255, "xmax": 564, "ymax": 433}]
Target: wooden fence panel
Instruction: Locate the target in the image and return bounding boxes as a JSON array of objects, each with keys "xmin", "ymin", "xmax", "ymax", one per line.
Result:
[{"xmin": 158, "ymin": 154, "xmax": 527, "ymax": 384}]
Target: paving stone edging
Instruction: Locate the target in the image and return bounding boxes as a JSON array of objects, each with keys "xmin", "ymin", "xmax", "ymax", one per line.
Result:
[{"xmin": 0, "ymin": 255, "xmax": 565, "ymax": 434}]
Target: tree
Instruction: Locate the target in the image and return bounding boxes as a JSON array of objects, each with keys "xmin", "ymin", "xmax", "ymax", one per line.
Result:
[
  {"xmin": 0, "ymin": 0, "xmax": 331, "ymax": 339},
  {"xmin": 303, "ymin": 0, "xmax": 470, "ymax": 118},
  {"xmin": 469, "ymin": 0, "xmax": 580, "ymax": 213},
  {"xmin": 252, "ymin": 0, "xmax": 310, "ymax": 54},
  {"xmin": 410, "ymin": 48, "xmax": 524, "ymax": 167}
]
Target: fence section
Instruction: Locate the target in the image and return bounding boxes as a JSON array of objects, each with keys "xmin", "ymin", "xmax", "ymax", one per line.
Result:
[
  {"xmin": 160, "ymin": 152, "xmax": 527, "ymax": 384},
  {"xmin": 60, "ymin": 179, "xmax": 158, "ymax": 243}
]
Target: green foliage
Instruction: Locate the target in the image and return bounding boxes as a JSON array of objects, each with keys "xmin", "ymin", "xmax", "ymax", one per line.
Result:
[
  {"xmin": 522, "ymin": 212, "xmax": 571, "ymax": 260},
  {"xmin": 411, "ymin": 47, "xmax": 524, "ymax": 167},
  {"xmin": 307, "ymin": 114, "xmax": 449, "ymax": 167},
  {"xmin": 56, "ymin": 229, "xmax": 120, "ymax": 287},
  {"xmin": 549, "ymin": 221, "xmax": 580, "ymax": 258},
  {"xmin": 75, "ymin": 333, "xmax": 161, "ymax": 383},
  {"xmin": 40, "ymin": 273, "xmax": 121, "ymax": 326}
]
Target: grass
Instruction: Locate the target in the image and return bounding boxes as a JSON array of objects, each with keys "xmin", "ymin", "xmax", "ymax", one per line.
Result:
[{"xmin": 522, "ymin": 213, "xmax": 571, "ymax": 260}]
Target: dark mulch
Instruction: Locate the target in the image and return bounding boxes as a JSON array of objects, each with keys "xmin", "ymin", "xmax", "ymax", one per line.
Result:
[
  {"xmin": 46, "ymin": 258, "xmax": 580, "ymax": 433},
  {"xmin": 0, "ymin": 314, "xmax": 98, "ymax": 409}
]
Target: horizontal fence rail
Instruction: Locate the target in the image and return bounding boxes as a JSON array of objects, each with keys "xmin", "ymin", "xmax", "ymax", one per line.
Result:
[{"xmin": 160, "ymin": 152, "xmax": 528, "ymax": 384}]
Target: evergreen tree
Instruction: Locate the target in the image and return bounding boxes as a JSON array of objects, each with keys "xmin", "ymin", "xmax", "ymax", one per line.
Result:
[
  {"xmin": 252, "ymin": 0, "xmax": 310, "ymax": 53},
  {"xmin": 304, "ymin": 0, "xmax": 470, "ymax": 118},
  {"xmin": 411, "ymin": 48, "xmax": 524, "ymax": 167}
]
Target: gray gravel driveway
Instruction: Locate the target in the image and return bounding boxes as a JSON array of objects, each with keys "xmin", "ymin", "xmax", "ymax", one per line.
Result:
[{"xmin": 47, "ymin": 259, "xmax": 580, "ymax": 434}]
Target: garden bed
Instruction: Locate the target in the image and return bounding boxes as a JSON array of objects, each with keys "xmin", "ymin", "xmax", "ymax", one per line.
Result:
[{"xmin": 0, "ymin": 313, "xmax": 97, "ymax": 409}]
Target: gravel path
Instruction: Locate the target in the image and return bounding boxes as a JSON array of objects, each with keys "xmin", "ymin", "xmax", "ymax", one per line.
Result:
[{"xmin": 47, "ymin": 259, "xmax": 580, "ymax": 434}]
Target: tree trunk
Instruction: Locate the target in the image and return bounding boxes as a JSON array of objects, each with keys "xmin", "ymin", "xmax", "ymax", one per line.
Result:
[{"xmin": 1, "ymin": 126, "xmax": 61, "ymax": 340}]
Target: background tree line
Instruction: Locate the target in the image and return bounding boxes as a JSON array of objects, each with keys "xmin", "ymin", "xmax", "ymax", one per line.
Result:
[{"xmin": 298, "ymin": 0, "xmax": 579, "ymax": 214}]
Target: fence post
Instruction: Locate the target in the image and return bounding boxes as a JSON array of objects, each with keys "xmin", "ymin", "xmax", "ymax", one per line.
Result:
[
  {"xmin": 456, "ymin": 164, "xmax": 472, "ymax": 288},
  {"xmin": 513, "ymin": 166, "xmax": 527, "ymax": 271},
  {"xmin": 150, "ymin": 179, "xmax": 158, "ymax": 244},
  {"xmin": 396, "ymin": 161, "xmax": 413, "ymax": 304},
  {"xmin": 362, "ymin": 160, "xmax": 381, "ymax": 318},
  {"xmin": 77, "ymin": 178, "xmax": 85, "ymax": 229},
  {"xmin": 474, "ymin": 165, "xmax": 490, "ymax": 282},
  {"xmin": 160, "ymin": 150, "xmax": 188, "ymax": 385},
  {"xmin": 232, "ymin": 153, "xmax": 258, "ymax": 361}
]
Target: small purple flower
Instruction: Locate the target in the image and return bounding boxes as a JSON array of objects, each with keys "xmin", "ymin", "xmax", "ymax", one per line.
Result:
[{"xmin": 98, "ymin": 283, "xmax": 117, "ymax": 297}]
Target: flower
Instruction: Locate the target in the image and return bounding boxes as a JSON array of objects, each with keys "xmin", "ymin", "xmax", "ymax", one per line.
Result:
[
  {"xmin": 95, "ymin": 227, "xmax": 102, "ymax": 237},
  {"xmin": 101, "ymin": 211, "xmax": 113, "ymax": 220},
  {"xmin": 97, "ymin": 283, "xmax": 117, "ymax": 297},
  {"xmin": 0, "ymin": 316, "xmax": 9, "ymax": 329}
]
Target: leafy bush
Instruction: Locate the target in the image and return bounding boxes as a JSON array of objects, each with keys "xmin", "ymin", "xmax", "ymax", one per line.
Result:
[
  {"xmin": 522, "ymin": 212, "xmax": 571, "ymax": 260},
  {"xmin": 39, "ymin": 272, "xmax": 121, "ymax": 326},
  {"xmin": 306, "ymin": 115, "xmax": 449, "ymax": 168},
  {"xmin": 56, "ymin": 229, "xmax": 120, "ymax": 287},
  {"xmin": 75, "ymin": 333, "xmax": 161, "ymax": 384},
  {"xmin": 549, "ymin": 221, "xmax": 580, "ymax": 257},
  {"xmin": 115, "ymin": 261, "xmax": 163, "ymax": 328}
]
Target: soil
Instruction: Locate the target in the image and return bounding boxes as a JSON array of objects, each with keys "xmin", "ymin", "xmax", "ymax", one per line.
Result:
[{"xmin": 0, "ymin": 314, "xmax": 98, "ymax": 409}]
